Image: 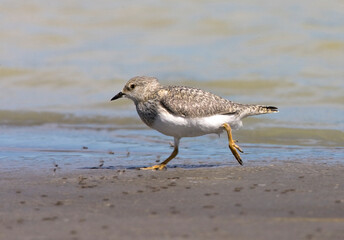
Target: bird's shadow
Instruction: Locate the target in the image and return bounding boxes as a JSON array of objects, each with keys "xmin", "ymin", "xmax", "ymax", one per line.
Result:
[{"xmin": 80, "ymin": 163, "xmax": 234, "ymax": 170}]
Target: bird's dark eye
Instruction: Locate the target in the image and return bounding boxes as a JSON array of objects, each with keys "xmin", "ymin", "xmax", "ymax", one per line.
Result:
[{"xmin": 130, "ymin": 84, "xmax": 135, "ymax": 89}]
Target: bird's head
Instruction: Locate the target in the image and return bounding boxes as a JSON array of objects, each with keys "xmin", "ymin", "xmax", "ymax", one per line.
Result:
[{"xmin": 111, "ymin": 76, "xmax": 161, "ymax": 104}]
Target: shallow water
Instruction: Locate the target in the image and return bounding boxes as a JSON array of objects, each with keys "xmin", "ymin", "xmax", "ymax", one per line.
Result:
[{"xmin": 0, "ymin": 0, "xmax": 343, "ymax": 170}]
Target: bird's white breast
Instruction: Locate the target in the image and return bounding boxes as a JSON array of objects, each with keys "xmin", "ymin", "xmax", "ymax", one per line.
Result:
[{"xmin": 152, "ymin": 107, "xmax": 242, "ymax": 138}]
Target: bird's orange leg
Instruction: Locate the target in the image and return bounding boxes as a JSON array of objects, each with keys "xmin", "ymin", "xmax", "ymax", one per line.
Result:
[
  {"xmin": 222, "ymin": 123, "xmax": 244, "ymax": 165},
  {"xmin": 141, "ymin": 137, "xmax": 180, "ymax": 170}
]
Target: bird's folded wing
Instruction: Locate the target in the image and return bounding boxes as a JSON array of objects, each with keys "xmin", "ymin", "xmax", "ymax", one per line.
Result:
[{"xmin": 159, "ymin": 86, "xmax": 237, "ymax": 118}]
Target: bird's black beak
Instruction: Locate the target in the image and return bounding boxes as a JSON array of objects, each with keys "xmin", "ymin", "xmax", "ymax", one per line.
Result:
[{"xmin": 110, "ymin": 92, "xmax": 125, "ymax": 101}]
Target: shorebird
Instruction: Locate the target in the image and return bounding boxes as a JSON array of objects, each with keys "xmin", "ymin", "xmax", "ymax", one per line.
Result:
[{"xmin": 111, "ymin": 76, "xmax": 278, "ymax": 170}]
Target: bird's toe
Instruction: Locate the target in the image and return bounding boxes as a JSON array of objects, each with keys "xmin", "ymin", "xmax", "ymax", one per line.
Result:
[{"xmin": 140, "ymin": 164, "xmax": 167, "ymax": 171}]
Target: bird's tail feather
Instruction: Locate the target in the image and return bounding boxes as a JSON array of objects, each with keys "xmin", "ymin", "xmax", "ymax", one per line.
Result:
[
  {"xmin": 258, "ymin": 106, "xmax": 278, "ymax": 114},
  {"xmin": 240, "ymin": 105, "xmax": 278, "ymax": 117}
]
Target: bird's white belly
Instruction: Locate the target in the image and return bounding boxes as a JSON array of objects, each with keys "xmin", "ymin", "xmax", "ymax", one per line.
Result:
[{"xmin": 152, "ymin": 109, "xmax": 242, "ymax": 138}]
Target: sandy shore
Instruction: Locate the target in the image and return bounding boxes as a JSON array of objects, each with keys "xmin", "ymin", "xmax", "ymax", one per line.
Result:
[{"xmin": 1, "ymin": 163, "xmax": 343, "ymax": 240}]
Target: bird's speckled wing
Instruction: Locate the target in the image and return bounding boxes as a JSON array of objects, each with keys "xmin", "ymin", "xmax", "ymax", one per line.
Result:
[{"xmin": 158, "ymin": 86, "xmax": 238, "ymax": 118}]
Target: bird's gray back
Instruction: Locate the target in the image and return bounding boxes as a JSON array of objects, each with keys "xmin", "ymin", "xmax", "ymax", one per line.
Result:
[{"xmin": 159, "ymin": 86, "xmax": 240, "ymax": 118}]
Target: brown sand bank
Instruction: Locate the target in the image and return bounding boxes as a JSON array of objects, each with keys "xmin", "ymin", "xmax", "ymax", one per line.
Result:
[{"xmin": 0, "ymin": 163, "xmax": 343, "ymax": 240}]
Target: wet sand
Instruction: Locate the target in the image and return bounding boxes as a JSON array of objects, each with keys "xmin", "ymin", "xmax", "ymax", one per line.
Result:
[{"xmin": 1, "ymin": 163, "xmax": 343, "ymax": 240}]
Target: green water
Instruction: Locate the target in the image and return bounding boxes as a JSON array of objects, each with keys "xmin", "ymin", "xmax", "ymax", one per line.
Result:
[{"xmin": 0, "ymin": 0, "xmax": 343, "ymax": 170}]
